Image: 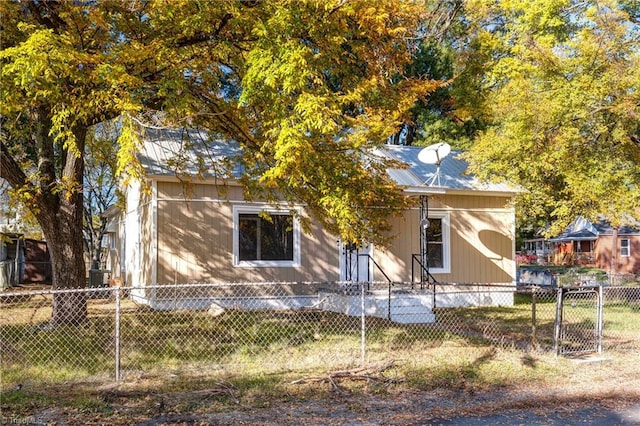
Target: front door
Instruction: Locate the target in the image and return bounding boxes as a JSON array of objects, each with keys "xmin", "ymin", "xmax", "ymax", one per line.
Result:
[{"xmin": 339, "ymin": 241, "xmax": 373, "ymax": 282}]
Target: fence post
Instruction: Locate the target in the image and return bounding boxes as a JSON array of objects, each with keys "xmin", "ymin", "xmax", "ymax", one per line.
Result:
[
  {"xmin": 115, "ymin": 286, "xmax": 121, "ymax": 381},
  {"xmin": 531, "ymin": 286, "xmax": 537, "ymax": 349},
  {"xmin": 597, "ymin": 284, "xmax": 604, "ymax": 354},
  {"xmin": 361, "ymin": 281, "xmax": 366, "ymax": 365},
  {"xmin": 388, "ymin": 282, "xmax": 392, "ymax": 321},
  {"xmin": 553, "ymin": 287, "xmax": 564, "ymax": 356}
]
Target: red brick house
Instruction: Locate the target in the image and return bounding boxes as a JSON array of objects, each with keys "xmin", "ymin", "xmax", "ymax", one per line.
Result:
[{"xmin": 524, "ymin": 217, "xmax": 640, "ymax": 274}]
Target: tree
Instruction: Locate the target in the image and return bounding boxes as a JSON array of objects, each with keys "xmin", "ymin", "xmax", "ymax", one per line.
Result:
[
  {"xmin": 386, "ymin": 0, "xmax": 486, "ymax": 149},
  {"xmin": 463, "ymin": 0, "xmax": 640, "ymax": 235},
  {"xmin": 83, "ymin": 125, "xmax": 119, "ymax": 270},
  {"xmin": 1, "ymin": 1, "xmax": 441, "ymax": 324}
]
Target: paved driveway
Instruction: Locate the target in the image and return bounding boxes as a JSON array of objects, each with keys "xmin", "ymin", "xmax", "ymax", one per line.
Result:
[{"xmin": 429, "ymin": 403, "xmax": 640, "ymax": 425}]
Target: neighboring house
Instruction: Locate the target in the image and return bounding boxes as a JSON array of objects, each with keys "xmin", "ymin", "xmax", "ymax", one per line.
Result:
[
  {"xmin": 105, "ymin": 127, "xmax": 518, "ymax": 315},
  {"xmin": 523, "ymin": 216, "xmax": 640, "ymax": 274}
]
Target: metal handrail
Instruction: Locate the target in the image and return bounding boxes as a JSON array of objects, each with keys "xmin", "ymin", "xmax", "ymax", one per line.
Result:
[
  {"xmin": 357, "ymin": 253, "xmax": 392, "ymax": 283},
  {"xmin": 357, "ymin": 253, "xmax": 394, "ymax": 320},
  {"xmin": 411, "ymin": 254, "xmax": 438, "ymax": 288}
]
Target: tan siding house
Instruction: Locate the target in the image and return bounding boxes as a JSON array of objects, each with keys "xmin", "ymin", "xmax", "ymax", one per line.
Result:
[
  {"xmin": 374, "ymin": 197, "xmax": 515, "ymax": 284},
  {"xmin": 153, "ymin": 180, "xmax": 340, "ymax": 284},
  {"xmin": 105, "ymin": 128, "xmax": 518, "ymax": 312}
]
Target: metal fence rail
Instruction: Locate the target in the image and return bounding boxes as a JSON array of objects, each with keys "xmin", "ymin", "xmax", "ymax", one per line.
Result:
[{"xmin": 2, "ymin": 281, "xmax": 639, "ymax": 386}]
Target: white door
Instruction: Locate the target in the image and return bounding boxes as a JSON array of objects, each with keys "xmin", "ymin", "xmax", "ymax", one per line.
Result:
[{"xmin": 339, "ymin": 241, "xmax": 373, "ymax": 282}]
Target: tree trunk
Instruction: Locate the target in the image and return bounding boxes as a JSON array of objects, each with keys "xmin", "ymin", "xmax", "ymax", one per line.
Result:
[
  {"xmin": 3, "ymin": 122, "xmax": 89, "ymax": 325},
  {"xmin": 34, "ymin": 125, "xmax": 89, "ymax": 326},
  {"xmin": 44, "ymin": 207, "xmax": 88, "ymax": 326},
  {"xmin": 610, "ymin": 226, "xmax": 618, "ymax": 277}
]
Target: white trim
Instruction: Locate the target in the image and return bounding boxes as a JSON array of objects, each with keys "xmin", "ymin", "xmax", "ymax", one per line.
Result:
[
  {"xmin": 442, "ymin": 188, "xmax": 520, "ymax": 196},
  {"xmin": 620, "ymin": 238, "xmax": 631, "ymax": 257},
  {"xmin": 232, "ymin": 205, "xmax": 301, "ymax": 268},
  {"xmin": 154, "ymin": 197, "xmax": 515, "ymax": 216},
  {"xmin": 151, "ymin": 181, "xmax": 158, "ymax": 285},
  {"xmin": 119, "ymin": 219, "xmax": 126, "ymax": 279},
  {"xmin": 123, "ymin": 180, "xmax": 141, "ymax": 287},
  {"xmin": 404, "ymin": 187, "xmax": 447, "ymax": 195},
  {"xmin": 510, "ymin": 206, "xmax": 517, "ymax": 284},
  {"xmin": 427, "ymin": 211, "xmax": 451, "ymax": 274}
]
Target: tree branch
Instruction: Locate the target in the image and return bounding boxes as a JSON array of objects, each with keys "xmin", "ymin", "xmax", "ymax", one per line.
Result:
[
  {"xmin": 289, "ymin": 360, "xmax": 402, "ymax": 392},
  {"xmin": 174, "ymin": 13, "xmax": 233, "ymax": 48},
  {"xmin": 0, "ymin": 140, "xmax": 30, "ymax": 190},
  {"xmin": 25, "ymin": 0, "xmax": 68, "ymax": 33}
]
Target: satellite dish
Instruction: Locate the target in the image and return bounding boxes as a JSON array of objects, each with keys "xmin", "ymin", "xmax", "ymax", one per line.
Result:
[
  {"xmin": 418, "ymin": 142, "xmax": 451, "ymax": 165},
  {"xmin": 417, "ymin": 142, "xmax": 451, "ymax": 186}
]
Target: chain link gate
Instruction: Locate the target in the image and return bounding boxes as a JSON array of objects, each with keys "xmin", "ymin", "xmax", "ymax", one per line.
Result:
[{"xmin": 554, "ymin": 286, "xmax": 603, "ymax": 356}]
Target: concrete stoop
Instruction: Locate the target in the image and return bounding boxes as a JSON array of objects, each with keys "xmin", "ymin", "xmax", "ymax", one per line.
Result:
[{"xmin": 318, "ymin": 291, "xmax": 435, "ymax": 323}]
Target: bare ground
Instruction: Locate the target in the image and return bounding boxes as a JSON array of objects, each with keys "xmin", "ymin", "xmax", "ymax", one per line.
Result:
[{"xmin": 4, "ymin": 355, "xmax": 640, "ymax": 426}]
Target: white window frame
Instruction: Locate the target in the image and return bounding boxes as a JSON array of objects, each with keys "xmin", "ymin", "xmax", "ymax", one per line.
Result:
[
  {"xmin": 233, "ymin": 205, "xmax": 301, "ymax": 268},
  {"xmin": 620, "ymin": 238, "xmax": 630, "ymax": 257},
  {"xmin": 427, "ymin": 211, "xmax": 451, "ymax": 274}
]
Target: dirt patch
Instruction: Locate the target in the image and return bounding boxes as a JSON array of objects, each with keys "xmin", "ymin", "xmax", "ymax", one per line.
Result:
[
  {"xmin": 3, "ymin": 363, "xmax": 638, "ymax": 426},
  {"xmin": 3, "ymin": 349, "xmax": 639, "ymax": 425},
  {"xmin": 17, "ymin": 384, "xmax": 640, "ymax": 425}
]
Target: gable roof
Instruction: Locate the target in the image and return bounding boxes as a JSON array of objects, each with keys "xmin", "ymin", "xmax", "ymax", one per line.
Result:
[
  {"xmin": 550, "ymin": 216, "xmax": 640, "ymax": 241},
  {"xmin": 138, "ymin": 127, "xmax": 243, "ymax": 178},
  {"xmin": 137, "ymin": 127, "xmax": 516, "ymax": 195},
  {"xmin": 593, "ymin": 219, "xmax": 640, "ymax": 236}
]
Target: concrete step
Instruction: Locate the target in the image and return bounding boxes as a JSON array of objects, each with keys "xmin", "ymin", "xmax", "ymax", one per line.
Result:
[
  {"xmin": 389, "ymin": 300, "xmax": 435, "ymax": 323},
  {"xmin": 318, "ymin": 292, "xmax": 436, "ymax": 324},
  {"xmin": 390, "ymin": 311, "xmax": 435, "ymax": 323}
]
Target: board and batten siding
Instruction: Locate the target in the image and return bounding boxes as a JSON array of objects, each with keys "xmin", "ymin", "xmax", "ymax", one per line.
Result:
[
  {"xmin": 376, "ymin": 194, "xmax": 516, "ymax": 284},
  {"xmin": 141, "ymin": 180, "xmax": 515, "ymax": 285},
  {"xmin": 154, "ymin": 180, "xmax": 340, "ymax": 284}
]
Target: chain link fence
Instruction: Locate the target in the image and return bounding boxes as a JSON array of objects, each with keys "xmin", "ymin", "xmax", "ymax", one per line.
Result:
[
  {"xmin": 2, "ymin": 281, "xmax": 639, "ymax": 387},
  {"xmin": 521, "ymin": 284, "xmax": 640, "ymax": 354}
]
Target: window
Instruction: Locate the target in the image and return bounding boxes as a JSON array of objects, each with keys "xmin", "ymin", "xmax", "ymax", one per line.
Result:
[
  {"xmin": 426, "ymin": 218, "xmax": 444, "ymax": 268},
  {"xmin": 425, "ymin": 212, "xmax": 450, "ymax": 274},
  {"xmin": 239, "ymin": 214, "xmax": 293, "ymax": 261},
  {"xmin": 233, "ymin": 206, "xmax": 300, "ymax": 267},
  {"xmin": 620, "ymin": 239, "xmax": 630, "ymax": 257}
]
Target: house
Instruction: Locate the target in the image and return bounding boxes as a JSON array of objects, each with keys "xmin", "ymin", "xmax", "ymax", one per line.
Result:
[
  {"xmin": 523, "ymin": 216, "xmax": 640, "ymax": 274},
  {"xmin": 104, "ymin": 127, "xmax": 518, "ymax": 318}
]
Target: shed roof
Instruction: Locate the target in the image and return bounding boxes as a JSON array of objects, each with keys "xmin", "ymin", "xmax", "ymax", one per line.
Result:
[{"xmin": 138, "ymin": 127, "xmax": 516, "ymax": 195}]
